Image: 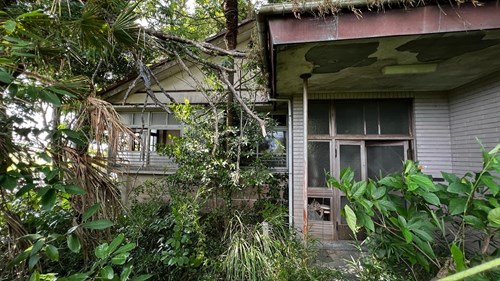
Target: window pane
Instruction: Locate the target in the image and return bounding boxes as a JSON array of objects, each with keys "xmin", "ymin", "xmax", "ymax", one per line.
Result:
[
  {"xmin": 308, "ymin": 101, "xmax": 329, "ymax": 135},
  {"xmin": 168, "ymin": 114, "xmax": 181, "ymax": 125},
  {"xmin": 339, "ymin": 144, "xmax": 362, "ymax": 181},
  {"xmin": 120, "ymin": 113, "xmax": 133, "ymax": 125},
  {"xmin": 365, "ymin": 102, "xmax": 379, "ymax": 134},
  {"xmin": 336, "ymin": 102, "xmax": 364, "ymax": 134},
  {"xmin": 150, "ymin": 129, "xmax": 180, "ymax": 151},
  {"xmin": 379, "ymin": 100, "xmax": 409, "ymax": 134},
  {"xmin": 308, "ymin": 142, "xmax": 330, "ymax": 187},
  {"xmin": 307, "ymin": 197, "xmax": 331, "ymax": 221},
  {"xmin": 259, "ymin": 131, "xmax": 286, "ymax": 154},
  {"xmin": 133, "ymin": 113, "xmax": 149, "ymax": 125},
  {"xmin": 151, "ymin": 112, "xmax": 167, "ymax": 125},
  {"xmin": 367, "ymin": 145, "xmax": 405, "ymax": 179}
]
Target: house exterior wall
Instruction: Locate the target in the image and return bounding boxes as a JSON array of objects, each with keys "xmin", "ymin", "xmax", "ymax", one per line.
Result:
[
  {"xmin": 291, "ymin": 91, "xmax": 456, "ymax": 238},
  {"xmin": 449, "ymin": 76, "xmax": 500, "ymax": 176},
  {"xmin": 413, "ymin": 92, "xmax": 453, "ymax": 179},
  {"xmin": 291, "ymin": 95, "xmax": 305, "ymax": 232}
]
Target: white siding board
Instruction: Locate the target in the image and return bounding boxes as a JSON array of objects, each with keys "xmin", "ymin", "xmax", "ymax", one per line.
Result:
[
  {"xmin": 414, "ymin": 92, "xmax": 453, "ymax": 179},
  {"xmin": 292, "ymin": 96, "xmax": 305, "ymax": 230},
  {"xmin": 450, "ymin": 77, "xmax": 500, "ymax": 175}
]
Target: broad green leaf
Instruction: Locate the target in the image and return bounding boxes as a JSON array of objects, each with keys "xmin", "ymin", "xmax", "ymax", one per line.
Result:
[
  {"xmin": 447, "ymin": 182, "xmax": 470, "ymax": 194},
  {"xmin": 58, "ymin": 273, "xmax": 89, "ymax": 281},
  {"xmin": 481, "ymin": 175, "xmax": 499, "ymax": 196},
  {"xmin": 115, "ymin": 243, "xmax": 136, "ymax": 254},
  {"xmin": 402, "ymin": 228, "xmax": 413, "ymax": 243},
  {"xmin": 28, "ymin": 254, "xmax": 40, "ymax": 270},
  {"xmin": 120, "ymin": 265, "xmax": 132, "ymax": 281},
  {"xmin": 463, "ymin": 215, "xmax": 485, "ymax": 229},
  {"xmin": 378, "ymin": 199, "xmax": 397, "ymax": 212},
  {"xmin": 487, "ymin": 207, "xmax": 500, "ymax": 227},
  {"xmin": 20, "ymin": 234, "xmax": 43, "ymax": 241},
  {"xmin": 83, "ymin": 203, "xmax": 101, "ymax": 221},
  {"xmin": 100, "ymin": 265, "xmax": 114, "ymax": 280},
  {"xmin": 344, "ymin": 205, "xmax": 357, "ymax": 234},
  {"xmin": 408, "ymin": 174, "xmax": 436, "ymax": 191},
  {"xmin": 95, "ymin": 243, "xmax": 109, "ymax": 259},
  {"xmin": 41, "ymin": 188, "xmax": 56, "ymax": 211},
  {"xmin": 0, "ymin": 174, "xmax": 18, "ymax": 190},
  {"xmin": 4, "ymin": 20, "xmax": 16, "ymax": 34},
  {"xmin": 473, "ymin": 200, "xmax": 492, "ymax": 214},
  {"xmin": 442, "ymin": 172, "xmax": 459, "ymax": 184},
  {"xmin": 412, "ymin": 228, "xmax": 434, "ymax": 242},
  {"xmin": 351, "ymin": 182, "xmax": 367, "ymax": 199},
  {"xmin": 371, "ymin": 186, "xmax": 386, "ymax": 200},
  {"xmin": 67, "ymin": 234, "xmax": 81, "ymax": 253},
  {"xmin": 111, "ymin": 253, "xmax": 130, "ymax": 265},
  {"xmin": 63, "ymin": 185, "xmax": 87, "ymax": 195},
  {"xmin": 130, "ymin": 275, "xmax": 153, "ymax": 281},
  {"xmin": 357, "ymin": 211, "xmax": 374, "ymax": 232},
  {"xmin": 449, "ymin": 198, "xmax": 468, "ymax": 215},
  {"xmin": 41, "ymin": 90, "xmax": 61, "ymax": 106},
  {"xmin": 451, "ymin": 243, "xmax": 466, "ymax": 272},
  {"xmin": 29, "ymin": 271, "xmax": 40, "ymax": 281},
  {"xmin": 379, "ymin": 176, "xmax": 404, "ymax": 189},
  {"xmin": 16, "ymin": 184, "xmax": 35, "ymax": 197},
  {"xmin": 414, "ymin": 236, "xmax": 436, "ymax": 259},
  {"xmin": 81, "ymin": 220, "xmax": 114, "ymax": 230},
  {"xmin": 489, "ymin": 197, "xmax": 500, "ymax": 208},
  {"xmin": 44, "ymin": 244, "xmax": 59, "ymax": 261},
  {"xmin": 340, "ymin": 168, "xmax": 354, "ymax": 183},
  {"xmin": 30, "ymin": 239, "xmax": 44, "ymax": 255},
  {"xmin": 0, "ymin": 68, "xmax": 14, "ymax": 84},
  {"xmin": 108, "ymin": 234, "xmax": 125, "ymax": 254},
  {"xmin": 421, "ymin": 192, "xmax": 440, "ymax": 206},
  {"xmin": 398, "ymin": 216, "xmax": 407, "ymax": 228}
]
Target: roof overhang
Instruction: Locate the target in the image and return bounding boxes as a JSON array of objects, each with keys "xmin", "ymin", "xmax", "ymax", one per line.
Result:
[{"xmin": 257, "ymin": 1, "xmax": 500, "ymax": 95}]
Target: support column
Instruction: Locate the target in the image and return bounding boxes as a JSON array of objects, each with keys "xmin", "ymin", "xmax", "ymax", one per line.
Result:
[{"xmin": 300, "ymin": 73, "xmax": 311, "ymax": 237}]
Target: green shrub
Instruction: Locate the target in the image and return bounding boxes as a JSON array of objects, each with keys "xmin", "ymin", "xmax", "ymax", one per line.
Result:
[{"xmin": 329, "ymin": 144, "xmax": 500, "ymax": 280}]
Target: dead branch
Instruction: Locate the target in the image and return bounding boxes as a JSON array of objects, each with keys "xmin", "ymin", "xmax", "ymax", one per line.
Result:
[
  {"xmin": 171, "ymin": 49, "xmax": 220, "ymax": 155},
  {"xmin": 137, "ymin": 61, "xmax": 172, "ymax": 113},
  {"xmin": 146, "ymin": 29, "xmax": 247, "ymax": 58},
  {"xmin": 218, "ymin": 71, "xmax": 267, "ymax": 137}
]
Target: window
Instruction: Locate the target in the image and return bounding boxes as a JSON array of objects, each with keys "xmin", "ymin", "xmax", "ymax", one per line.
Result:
[
  {"xmin": 117, "ymin": 111, "xmax": 182, "ymax": 166},
  {"xmin": 306, "ymin": 99, "xmax": 413, "ymax": 240},
  {"xmin": 256, "ymin": 114, "xmax": 288, "ymax": 169}
]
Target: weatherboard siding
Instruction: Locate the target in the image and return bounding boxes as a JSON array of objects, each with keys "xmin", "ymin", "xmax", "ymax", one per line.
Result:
[
  {"xmin": 449, "ymin": 77, "xmax": 500, "ymax": 176},
  {"xmin": 292, "ymin": 96, "xmax": 305, "ymax": 231},
  {"xmin": 413, "ymin": 92, "xmax": 453, "ymax": 179}
]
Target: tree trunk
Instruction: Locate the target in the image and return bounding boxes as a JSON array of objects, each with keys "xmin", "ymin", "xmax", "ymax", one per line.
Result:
[{"xmin": 223, "ymin": 0, "xmax": 238, "ymax": 128}]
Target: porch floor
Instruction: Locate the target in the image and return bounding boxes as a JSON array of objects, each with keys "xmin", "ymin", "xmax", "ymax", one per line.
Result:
[{"xmin": 314, "ymin": 240, "xmax": 362, "ymax": 280}]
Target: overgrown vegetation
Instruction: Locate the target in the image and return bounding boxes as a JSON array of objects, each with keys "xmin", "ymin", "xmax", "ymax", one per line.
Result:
[{"xmin": 330, "ymin": 144, "xmax": 500, "ymax": 280}]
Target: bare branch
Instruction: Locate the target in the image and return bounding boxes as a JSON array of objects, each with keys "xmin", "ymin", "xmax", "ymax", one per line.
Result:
[
  {"xmin": 136, "ymin": 61, "xmax": 172, "ymax": 113},
  {"xmin": 146, "ymin": 29, "xmax": 247, "ymax": 58},
  {"xmin": 171, "ymin": 49, "xmax": 220, "ymax": 155},
  {"xmin": 218, "ymin": 71, "xmax": 267, "ymax": 137}
]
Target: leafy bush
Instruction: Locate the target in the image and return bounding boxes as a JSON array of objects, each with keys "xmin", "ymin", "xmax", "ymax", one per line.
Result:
[{"xmin": 329, "ymin": 144, "xmax": 500, "ymax": 280}]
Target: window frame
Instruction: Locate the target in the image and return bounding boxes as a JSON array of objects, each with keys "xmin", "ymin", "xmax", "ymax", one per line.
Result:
[
  {"xmin": 306, "ymin": 99, "xmax": 414, "ymax": 230},
  {"xmin": 117, "ymin": 110, "xmax": 182, "ymax": 166}
]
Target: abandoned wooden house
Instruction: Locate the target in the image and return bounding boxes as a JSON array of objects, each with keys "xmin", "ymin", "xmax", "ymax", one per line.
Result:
[{"xmin": 102, "ymin": 1, "xmax": 500, "ymax": 241}]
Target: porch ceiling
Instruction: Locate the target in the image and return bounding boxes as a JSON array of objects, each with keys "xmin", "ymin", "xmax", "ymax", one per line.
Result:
[{"xmin": 275, "ymin": 29, "xmax": 500, "ymax": 93}]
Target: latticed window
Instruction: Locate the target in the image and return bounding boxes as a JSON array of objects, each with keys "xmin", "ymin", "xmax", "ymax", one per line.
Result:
[{"xmin": 307, "ymin": 99, "xmax": 413, "ymax": 240}]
